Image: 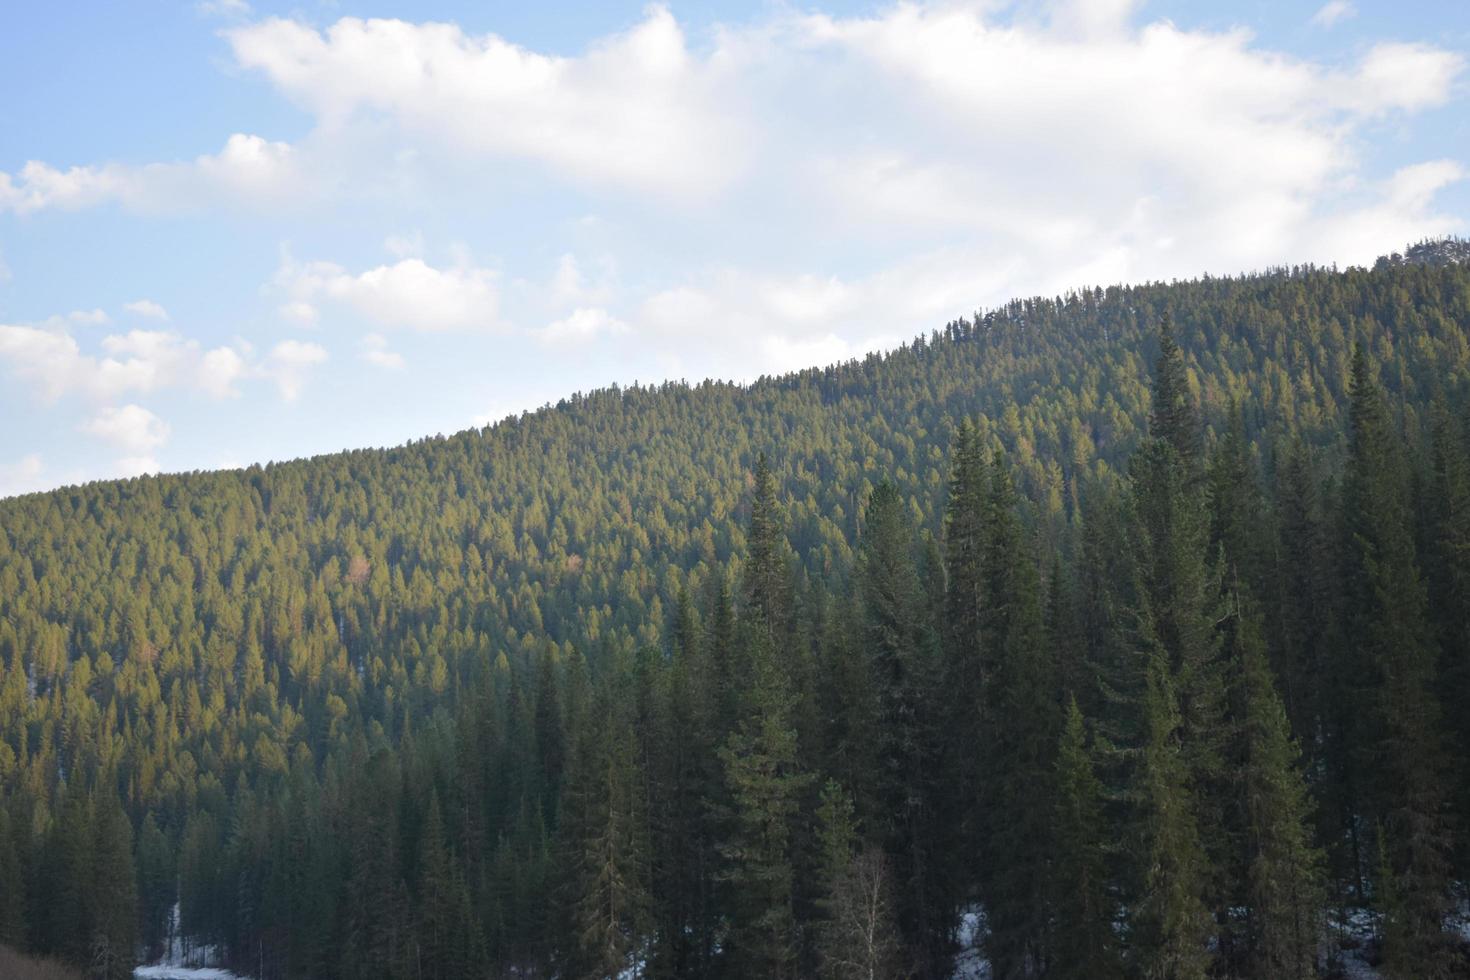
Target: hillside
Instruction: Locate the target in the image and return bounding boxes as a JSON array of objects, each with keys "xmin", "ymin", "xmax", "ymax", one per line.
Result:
[{"xmin": 1, "ymin": 257, "xmax": 1469, "ymax": 978}]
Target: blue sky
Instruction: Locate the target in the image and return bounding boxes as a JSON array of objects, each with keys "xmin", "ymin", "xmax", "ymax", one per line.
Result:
[{"xmin": 2, "ymin": 0, "xmax": 1467, "ymax": 496}]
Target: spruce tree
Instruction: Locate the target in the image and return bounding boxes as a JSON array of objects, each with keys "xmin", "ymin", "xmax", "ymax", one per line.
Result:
[
  {"xmin": 1131, "ymin": 649, "xmax": 1213, "ymax": 980},
  {"xmin": 1049, "ymin": 698, "xmax": 1120, "ymax": 980},
  {"xmin": 0, "ymin": 804, "xmax": 25, "ymax": 948},
  {"xmin": 858, "ymin": 482, "xmax": 950, "ymax": 976},
  {"xmin": 1426, "ymin": 399, "xmax": 1470, "ymax": 881},
  {"xmin": 940, "ymin": 421, "xmax": 989, "ymax": 901},
  {"xmin": 814, "ymin": 779, "xmax": 903, "ymax": 980},
  {"xmin": 1341, "ymin": 346, "xmax": 1454, "ymax": 978},
  {"xmin": 979, "ymin": 455, "xmax": 1058, "ymax": 979},
  {"xmin": 1234, "ymin": 600, "xmax": 1322, "ymax": 980},
  {"xmin": 89, "ymin": 791, "xmax": 137, "ymax": 980},
  {"xmin": 744, "ymin": 452, "xmax": 792, "ymax": 639},
  {"xmin": 718, "ymin": 631, "xmax": 810, "ymax": 980},
  {"xmin": 1149, "ymin": 313, "xmax": 1200, "ymax": 465}
]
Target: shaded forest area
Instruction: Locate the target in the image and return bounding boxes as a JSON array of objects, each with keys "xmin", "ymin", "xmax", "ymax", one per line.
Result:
[{"xmin": 2, "ymin": 258, "xmax": 1470, "ymax": 978}]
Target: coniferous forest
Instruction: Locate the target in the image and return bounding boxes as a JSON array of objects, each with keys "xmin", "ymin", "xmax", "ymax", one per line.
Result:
[{"xmin": 4, "ymin": 254, "xmax": 1470, "ymax": 979}]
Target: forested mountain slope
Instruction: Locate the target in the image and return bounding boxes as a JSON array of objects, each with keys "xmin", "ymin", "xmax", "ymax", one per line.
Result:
[{"xmin": 2, "ymin": 257, "xmax": 1470, "ymax": 979}]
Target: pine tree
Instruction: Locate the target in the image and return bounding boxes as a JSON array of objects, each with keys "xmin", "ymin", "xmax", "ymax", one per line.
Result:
[
  {"xmin": 1131, "ymin": 650, "xmax": 1213, "ymax": 980},
  {"xmin": 1049, "ymin": 698, "xmax": 1120, "ymax": 980},
  {"xmin": 1234, "ymin": 600, "xmax": 1322, "ymax": 980},
  {"xmin": 979, "ymin": 455, "xmax": 1058, "ymax": 979},
  {"xmin": 89, "ymin": 790, "xmax": 137, "ymax": 980},
  {"xmin": 1131, "ymin": 323, "xmax": 1229, "ymax": 944},
  {"xmin": 136, "ymin": 812, "xmax": 174, "ymax": 963},
  {"xmin": 416, "ymin": 791, "xmax": 461, "ymax": 980},
  {"xmin": 564, "ymin": 683, "xmax": 652, "ymax": 980},
  {"xmin": 0, "ymin": 804, "xmax": 25, "ymax": 948},
  {"xmin": 858, "ymin": 482, "xmax": 951, "ymax": 976},
  {"xmin": 718, "ymin": 630, "xmax": 810, "ymax": 980},
  {"xmin": 534, "ymin": 649, "xmax": 566, "ymax": 829},
  {"xmin": 815, "ymin": 780, "xmax": 902, "ymax": 980},
  {"xmin": 941, "ymin": 421, "xmax": 989, "ymax": 895},
  {"xmin": 1425, "ymin": 399, "xmax": 1470, "ymax": 881},
  {"xmin": 1341, "ymin": 346, "xmax": 1454, "ymax": 978},
  {"xmin": 744, "ymin": 453, "xmax": 792, "ymax": 638},
  {"xmin": 1149, "ymin": 313, "xmax": 1200, "ymax": 465}
]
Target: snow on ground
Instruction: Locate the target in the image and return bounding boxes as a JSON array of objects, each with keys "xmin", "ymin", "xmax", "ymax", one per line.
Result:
[
  {"xmin": 951, "ymin": 905, "xmax": 991, "ymax": 980},
  {"xmin": 134, "ymin": 904, "xmax": 250, "ymax": 980}
]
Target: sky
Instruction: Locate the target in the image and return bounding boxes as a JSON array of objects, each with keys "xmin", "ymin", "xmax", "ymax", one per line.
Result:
[{"xmin": 1, "ymin": 0, "xmax": 1467, "ymax": 497}]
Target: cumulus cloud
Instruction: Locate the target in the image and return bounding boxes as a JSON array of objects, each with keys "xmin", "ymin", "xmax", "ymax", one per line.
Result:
[
  {"xmin": 631, "ymin": 248, "xmax": 995, "ymax": 378},
  {"xmin": 0, "ymin": 133, "xmax": 300, "ymax": 214},
  {"xmin": 278, "ymin": 256, "xmax": 499, "ymax": 331},
  {"xmin": 226, "ymin": 9, "xmax": 747, "ymax": 198},
  {"xmin": 124, "ymin": 299, "xmax": 170, "ymax": 320},
  {"xmin": 80, "ymin": 403, "xmax": 171, "ymax": 454},
  {"xmin": 0, "ymin": 320, "xmax": 320, "ymax": 403},
  {"xmin": 538, "ymin": 307, "xmax": 628, "ymax": 346}
]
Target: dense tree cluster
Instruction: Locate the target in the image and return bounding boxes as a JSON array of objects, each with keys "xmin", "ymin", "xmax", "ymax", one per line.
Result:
[{"xmin": 2, "ymin": 258, "xmax": 1470, "ymax": 977}]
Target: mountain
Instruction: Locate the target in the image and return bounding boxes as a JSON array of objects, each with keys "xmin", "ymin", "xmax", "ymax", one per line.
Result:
[{"xmin": 1, "ymin": 253, "xmax": 1469, "ymax": 979}]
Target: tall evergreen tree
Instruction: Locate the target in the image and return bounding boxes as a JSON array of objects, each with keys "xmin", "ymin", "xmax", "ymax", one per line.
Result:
[
  {"xmin": 89, "ymin": 790, "xmax": 137, "ymax": 980},
  {"xmin": 1341, "ymin": 346, "xmax": 1454, "ymax": 978},
  {"xmin": 859, "ymin": 482, "xmax": 951, "ymax": 977},
  {"xmin": 1049, "ymin": 698, "xmax": 1120, "ymax": 980},
  {"xmin": 1131, "ymin": 649, "xmax": 1213, "ymax": 980},
  {"xmin": 744, "ymin": 453, "xmax": 792, "ymax": 639},
  {"xmin": 978, "ymin": 455, "xmax": 1058, "ymax": 979},
  {"xmin": 718, "ymin": 631, "xmax": 810, "ymax": 980},
  {"xmin": 1234, "ymin": 600, "xmax": 1322, "ymax": 980},
  {"xmin": 561, "ymin": 681, "xmax": 651, "ymax": 980},
  {"xmin": 1149, "ymin": 313, "xmax": 1200, "ymax": 465},
  {"xmin": 814, "ymin": 780, "xmax": 902, "ymax": 980}
]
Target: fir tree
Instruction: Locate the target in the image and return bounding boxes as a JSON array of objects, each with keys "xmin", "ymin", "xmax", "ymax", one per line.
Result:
[
  {"xmin": 1131, "ymin": 650, "xmax": 1213, "ymax": 980},
  {"xmin": 1049, "ymin": 698, "xmax": 1120, "ymax": 980},
  {"xmin": 1149, "ymin": 313, "xmax": 1200, "ymax": 465},
  {"xmin": 979, "ymin": 454, "xmax": 1058, "ymax": 979},
  {"xmin": 1234, "ymin": 600, "xmax": 1322, "ymax": 980},
  {"xmin": 1342, "ymin": 346, "xmax": 1454, "ymax": 978},
  {"xmin": 88, "ymin": 791, "xmax": 137, "ymax": 980},
  {"xmin": 744, "ymin": 453, "xmax": 792, "ymax": 639},
  {"xmin": 859, "ymin": 482, "xmax": 951, "ymax": 976},
  {"xmin": 718, "ymin": 630, "xmax": 810, "ymax": 980}
]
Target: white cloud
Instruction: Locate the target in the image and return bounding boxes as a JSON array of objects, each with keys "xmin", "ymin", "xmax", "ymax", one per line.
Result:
[
  {"xmin": 124, "ymin": 299, "xmax": 170, "ymax": 320},
  {"xmin": 360, "ymin": 332, "xmax": 405, "ymax": 369},
  {"xmin": 0, "ymin": 454, "xmax": 47, "ymax": 499},
  {"xmin": 628, "ymin": 248, "xmax": 996, "ymax": 378},
  {"xmin": 538, "ymin": 307, "xmax": 628, "ymax": 346},
  {"xmin": 80, "ymin": 404, "xmax": 170, "ymax": 454},
  {"xmin": 265, "ymin": 339, "xmax": 328, "ymax": 400},
  {"xmin": 0, "ymin": 320, "xmax": 306, "ymax": 403},
  {"xmin": 225, "ymin": 9, "xmax": 748, "ymax": 198},
  {"xmin": 279, "ymin": 256, "xmax": 499, "ymax": 331},
  {"xmin": 67, "ymin": 309, "xmax": 110, "ymax": 326},
  {"xmin": 115, "ymin": 455, "xmax": 162, "ymax": 478},
  {"xmin": 1312, "ymin": 1, "xmax": 1355, "ymax": 28},
  {"xmin": 199, "ymin": 346, "xmax": 248, "ymax": 398},
  {"xmin": 0, "ymin": 133, "xmax": 300, "ymax": 214}
]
